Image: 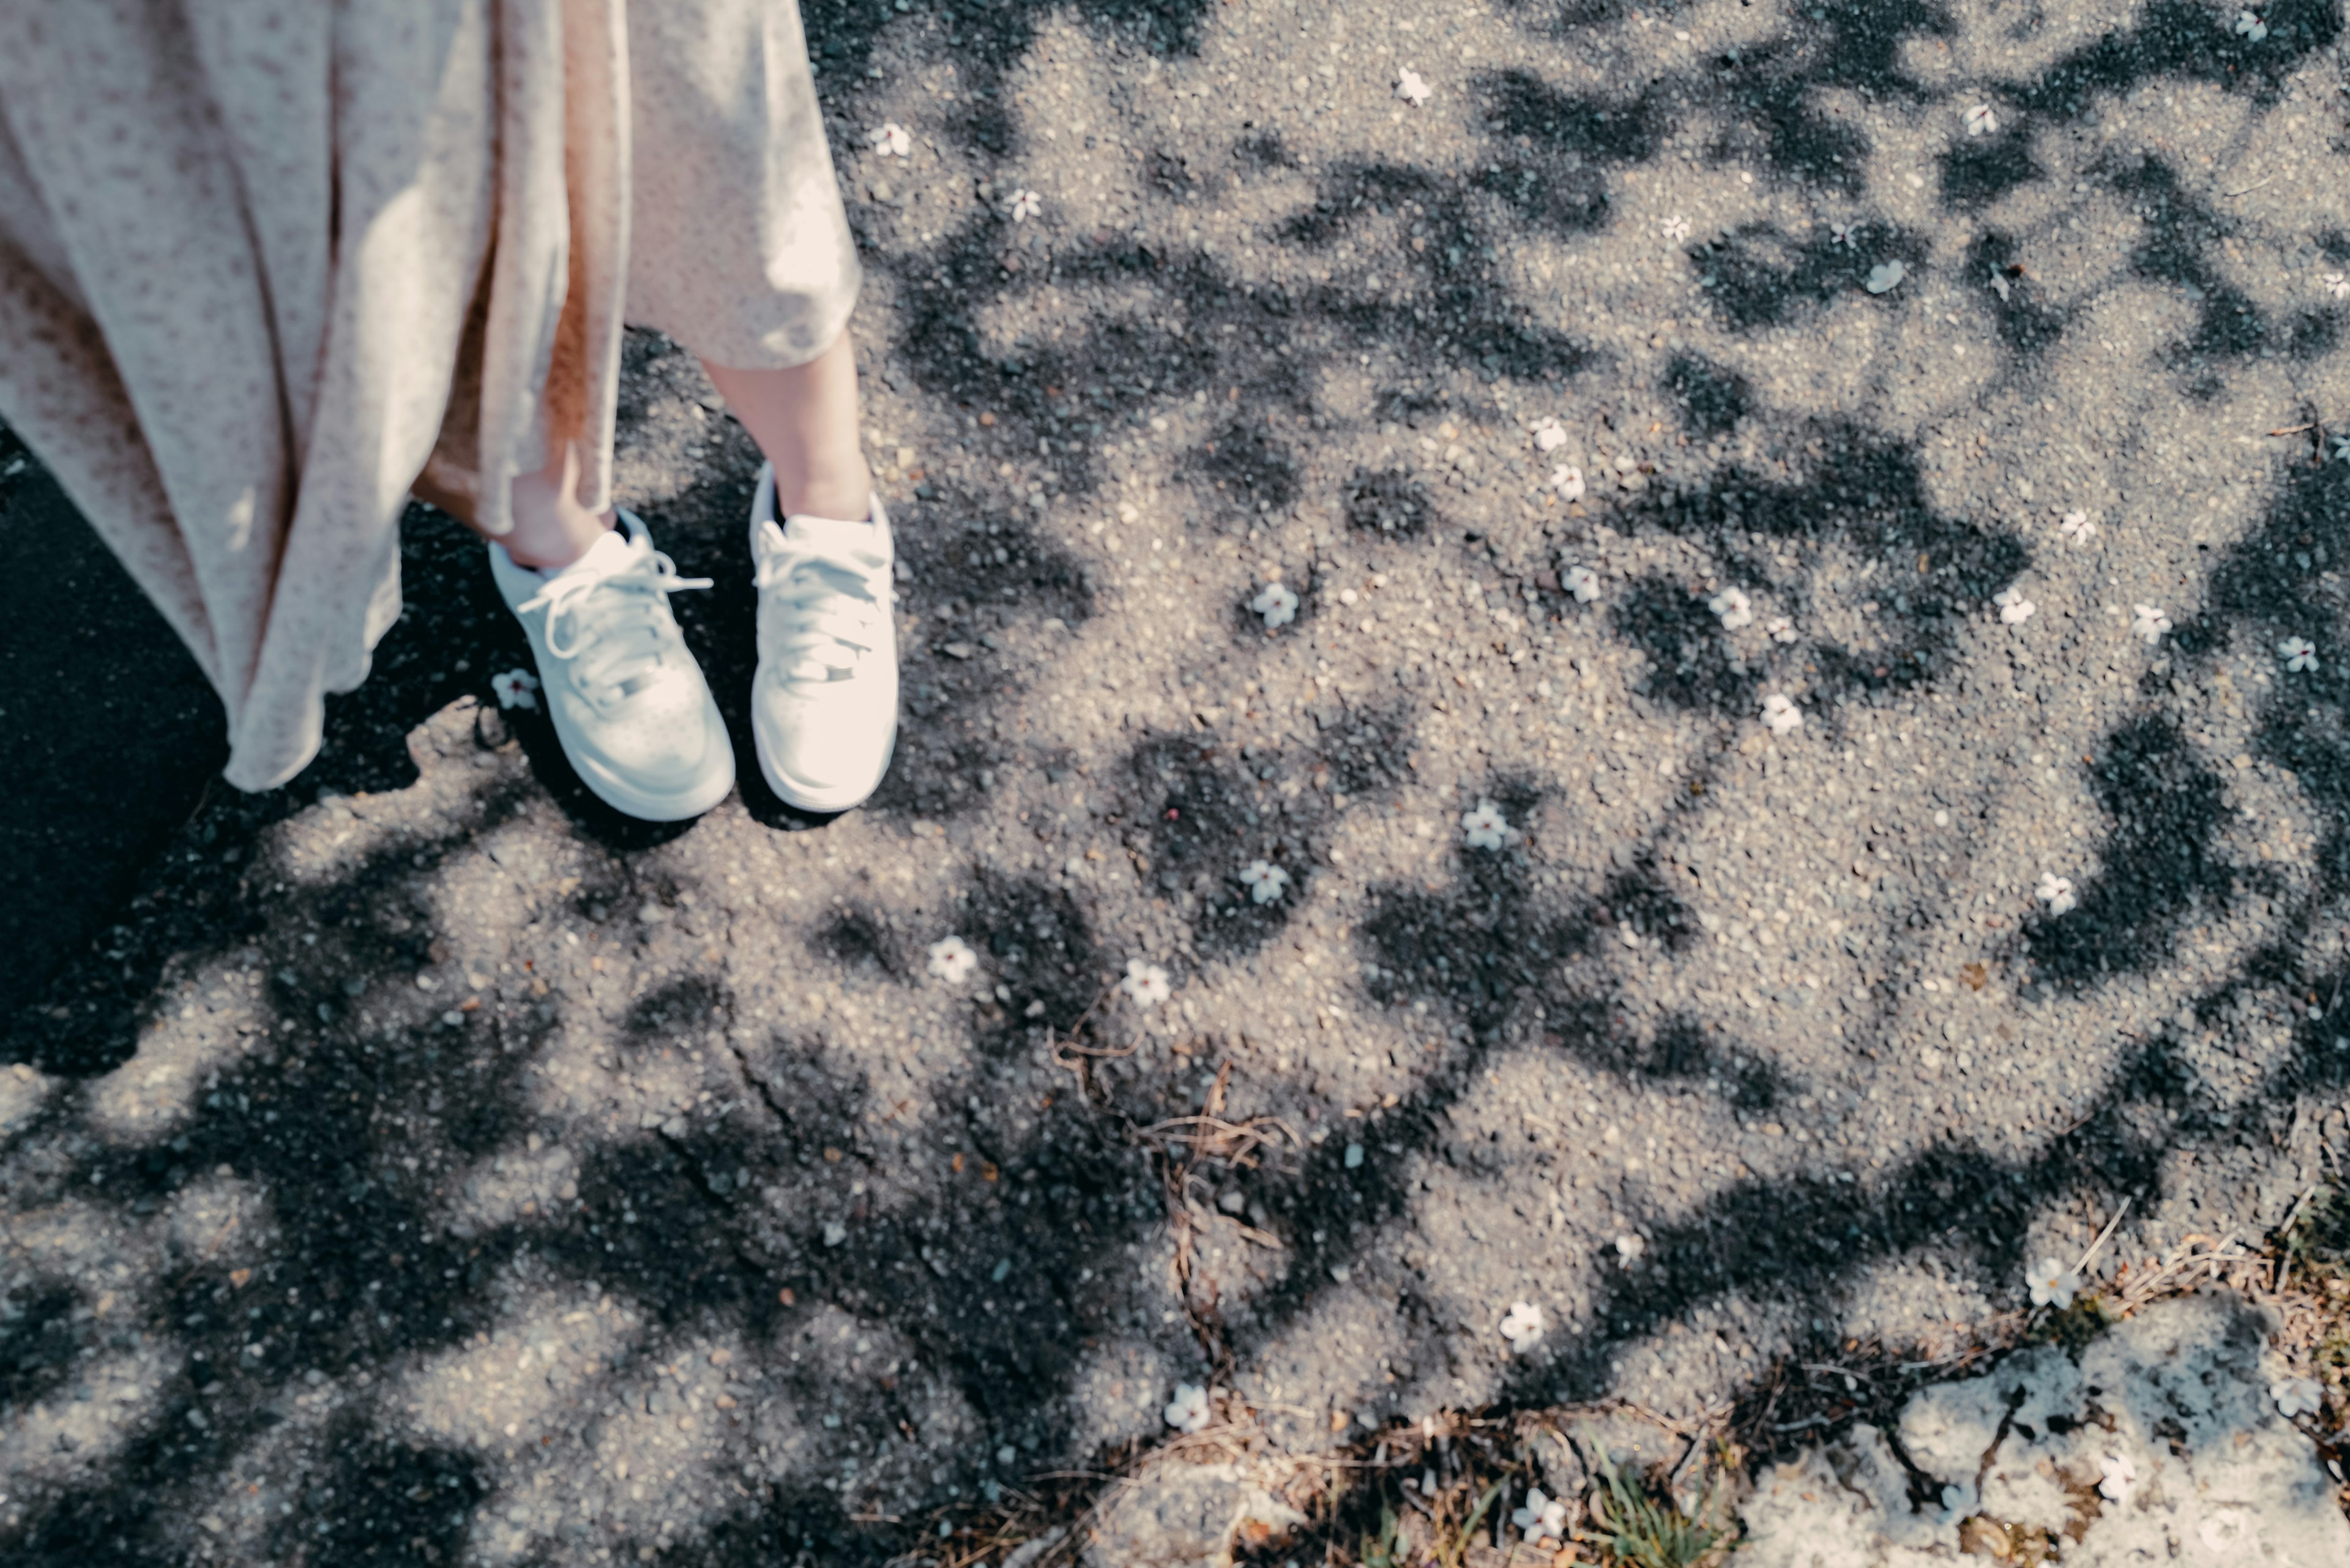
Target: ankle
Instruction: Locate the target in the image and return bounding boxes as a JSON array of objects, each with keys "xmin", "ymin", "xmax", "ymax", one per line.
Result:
[
  {"xmin": 502, "ymin": 501, "xmax": 615, "ymax": 572},
  {"xmin": 501, "ymin": 444, "xmax": 619, "ymax": 569},
  {"xmin": 776, "ymin": 461, "xmax": 874, "ymax": 525},
  {"xmin": 501, "ymin": 517, "xmax": 612, "ymax": 571}
]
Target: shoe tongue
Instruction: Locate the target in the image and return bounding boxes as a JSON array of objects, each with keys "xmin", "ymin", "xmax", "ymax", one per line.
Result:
[
  {"xmin": 549, "ymin": 526, "xmax": 638, "ymax": 581},
  {"xmin": 781, "ymin": 512, "xmax": 880, "ymax": 558}
]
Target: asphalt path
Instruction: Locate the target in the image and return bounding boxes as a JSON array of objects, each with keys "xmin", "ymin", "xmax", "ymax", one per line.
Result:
[{"xmin": 6, "ymin": 4, "xmax": 2349, "ymax": 1564}]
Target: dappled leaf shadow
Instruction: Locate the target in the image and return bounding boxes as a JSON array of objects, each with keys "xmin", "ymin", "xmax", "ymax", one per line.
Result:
[
  {"xmin": 1628, "ymin": 427, "xmax": 2030, "ymax": 711},
  {"xmin": 2281, "ymin": 306, "xmax": 2341, "ymax": 362},
  {"xmin": 266, "ymin": 1432, "xmax": 487, "ymax": 1568},
  {"xmin": 1130, "ymin": 736, "xmax": 1308, "ymax": 962},
  {"xmin": 2015, "ymin": 0, "xmax": 2338, "ymax": 122},
  {"xmin": 1611, "ymin": 573, "xmax": 1753, "ymax": 717},
  {"xmin": 961, "ymin": 873, "xmax": 1108, "ymax": 1039},
  {"xmin": 1663, "ymin": 354, "xmax": 1752, "ymax": 441},
  {"xmin": 1966, "ymin": 232, "xmax": 2070, "ymax": 360},
  {"xmin": 813, "ymin": 909, "xmax": 908, "ymax": 981},
  {"xmin": 0, "ymin": 1279, "xmax": 81, "ymax": 1414},
  {"xmin": 1316, "ymin": 700, "xmax": 1417, "ymax": 802},
  {"xmin": 15, "ymin": 0, "xmax": 2350, "ymax": 1562},
  {"xmin": 1343, "ymin": 467, "xmax": 1436, "ymax": 539},
  {"xmin": 1195, "ymin": 420, "xmax": 1301, "ymax": 515},
  {"xmin": 2107, "ymin": 156, "xmax": 2272, "ymax": 379},
  {"xmin": 1701, "ymin": 222, "xmax": 1914, "ymax": 334},
  {"xmin": 1480, "ymin": 67, "xmax": 1660, "ymax": 172},
  {"xmin": 1938, "ymin": 122, "xmax": 2041, "ymax": 212},
  {"xmin": 2020, "ymin": 717, "xmax": 2244, "ymax": 987}
]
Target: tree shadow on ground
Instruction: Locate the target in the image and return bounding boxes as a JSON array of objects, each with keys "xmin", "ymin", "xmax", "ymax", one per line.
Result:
[
  {"xmin": 12, "ymin": 733, "xmax": 2332, "ymax": 1566},
  {"xmin": 1222, "ymin": 304, "xmax": 2350, "ymax": 1565},
  {"xmin": 2023, "ymin": 454, "xmax": 2350, "ymax": 991},
  {"xmin": 12, "ymin": 2, "xmax": 2350, "ymax": 1564},
  {"xmin": 1614, "ymin": 426, "xmax": 2031, "ymax": 717},
  {"xmin": 2, "ymin": 799, "xmax": 1185, "ymax": 1564},
  {"xmin": 1966, "ymin": 231, "xmax": 2070, "ymax": 360},
  {"xmin": 2109, "ymin": 155, "xmax": 2274, "ymax": 383},
  {"xmin": 5, "ymin": 444, "xmax": 2340, "ymax": 1568},
  {"xmin": 2015, "ymin": 0, "xmax": 2338, "ymax": 121},
  {"xmin": 2018, "ymin": 717, "xmax": 2251, "ymax": 986},
  {"xmin": 1261, "ymin": 887, "xmax": 2341, "ymax": 1560}
]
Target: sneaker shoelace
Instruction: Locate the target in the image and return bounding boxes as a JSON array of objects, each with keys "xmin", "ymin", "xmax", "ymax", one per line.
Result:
[
  {"xmin": 754, "ymin": 521, "xmax": 889, "ymax": 684},
  {"xmin": 517, "ymin": 543, "xmax": 710, "ymax": 704}
]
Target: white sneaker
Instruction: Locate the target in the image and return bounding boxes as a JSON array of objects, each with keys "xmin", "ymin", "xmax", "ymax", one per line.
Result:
[
  {"xmin": 748, "ymin": 463, "xmax": 899, "ymax": 812},
  {"xmin": 489, "ymin": 512, "xmax": 735, "ymax": 821}
]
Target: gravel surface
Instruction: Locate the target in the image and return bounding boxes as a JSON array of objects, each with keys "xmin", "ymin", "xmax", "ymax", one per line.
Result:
[{"xmin": 7, "ymin": 2, "xmax": 2350, "ymax": 1563}]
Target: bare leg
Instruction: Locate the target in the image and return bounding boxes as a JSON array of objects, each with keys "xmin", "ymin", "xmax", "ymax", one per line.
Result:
[
  {"xmin": 422, "ymin": 438, "xmax": 616, "ymax": 570},
  {"xmin": 494, "ymin": 440, "xmax": 616, "ymax": 569},
  {"xmin": 703, "ymin": 325, "xmax": 873, "ymax": 522},
  {"xmin": 428, "ymin": 321, "xmax": 870, "ymax": 559}
]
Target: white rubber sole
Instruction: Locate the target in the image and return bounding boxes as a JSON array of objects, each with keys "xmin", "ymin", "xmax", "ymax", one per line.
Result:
[{"xmin": 753, "ymin": 717, "xmax": 897, "ymax": 815}]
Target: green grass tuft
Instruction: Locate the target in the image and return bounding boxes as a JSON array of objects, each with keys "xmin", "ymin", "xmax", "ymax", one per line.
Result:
[{"xmin": 1586, "ymin": 1448, "xmax": 1733, "ymax": 1568}]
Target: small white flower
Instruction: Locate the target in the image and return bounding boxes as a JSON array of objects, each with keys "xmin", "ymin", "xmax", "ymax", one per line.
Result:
[
  {"xmin": 1764, "ymin": 615, "xmax": 1797, "ymax": 644},
  {"xmin": 2200, "ymin": 1510, "xmax": 2254, "ymax": 1553},
  {"xmin": 1994, "ymin": 588, "xmax": 2036, "ymax": 625},
  {"xmin": 2132, "ymin": 604, "xmax": 2172, "ymax": 644},
  {"xmin": 2037, "ymin": 873, "xmax": 2077, "ymax": 917},
  {"xmin": 1250, "ymin": 580, "xmax": 1299, "ymax": 629},
  {"xmin": 1531, "ymin": 417, "xmax": 1568, "ymax": 452},
  {"xmin": 868, "ymin": 122, "xmax": 911, "ymax": 158},
  {"xmin": 1498, "ymin": 1301, "xmax": 1545, "ymax": 1352},
  {"xmin": 2236, "ymin": 10, "xmax": 2268, "ymax": 42},
  {"xmin": 1563, "ymin": 564, "xmax": 1600, "ymax": 603},
  {"xmin": 1008, "ymin": 188, "xmax": 1043, "ymax": 222},
  {"xmin": 1865, "ymin": 260, "xmax": 1907, "ymax": 294},
  {"xmin": 1829, "ymin": 219, "xmax": 1863, "ymax": 250},
  {"xmin": 1550, "ymin": 463, "xmax": 1586, "ymax": 501},
  {"xmin": 2280, "ymin": 635, "xmax": 2319, "ymax": 672},
  {"xmin": 1461, "ymin": 799, "xmax": 1518, "ymax": 851},
  {"xmin": 2097, "ymin": 1451, "xmax": 2136, "ymax": 1501},
  {"xmin": 1614, "ymin": 1233, "xmax": 1646, "ymax": 1260},
  {"xmin": 2272, "ymin": 1375, "xmax": 2324, "ymax": 1419},
  {"xmin": 927, "ymin": 935, "xmax": 979, "ymax": 984},
  {"xmin": 2060, "ymin": 510, "xmax": 2098, "ymax": 544},
  {"xmin": 1511, "ymin": 1487, "xmax": 1569, "ymax": 1540},
  {"xmin": 1761, "ymin": 692, "xmax": 1803, "ymax": 734},
  {"xmin": 1709, "ymin": 585, "xmax": 1754, "ymax": 630},
  {"xmin": 1164, "ymin": 1382, "xmax": 1211, "ymax": 1433},
  {"xmin": 2334, "ymin": 433, "xmax": 2350, "ymax": 465},
  {"xmin": 2026, "ymin": 1255, "xmax": 2080, "ymax": 1309},
  {"xmin": 1964, "ymin": 103, "xmax": 1999, "ymax": 137},
  {"xmin": 1239, "ymin": 860, "xmax": 1291, "ymax": 905},
  {"xmin": 1395, "ymin": 68, "xmax": 1431, "ymax": 106},
  {"xmin": 1120, "ymin": 958, "xmax": 1172, "ymax": 1007},
  {"xmin": 1661, "ymin": 214, "xmax": 1690, "ymax": 244},
  {"xmin": 491, "ymin": 668, "xmax": 541, "ymax": 711},
  {"xmin": 2326, "ymin": 272, "xmax": 2350, "ymax": 301}
]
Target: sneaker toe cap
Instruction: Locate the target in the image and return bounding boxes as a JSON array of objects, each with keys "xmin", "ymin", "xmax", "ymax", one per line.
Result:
[
  {"xmin": 754, "ymin": 684, "xmax": 897, "ymax": 800},
  {"xmin": 559, "ymin": 689, "xmax": 730, "ymax": 793}
]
